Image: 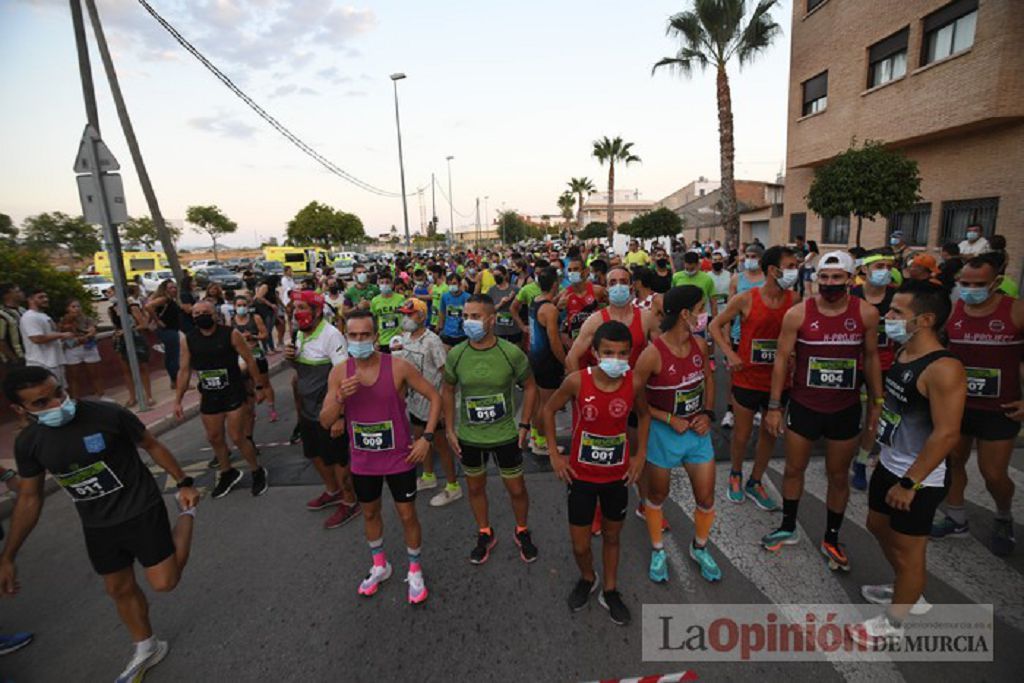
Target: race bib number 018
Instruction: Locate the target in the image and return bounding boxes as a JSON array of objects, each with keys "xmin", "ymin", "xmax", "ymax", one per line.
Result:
[
  {"xmin": 807, "ymin": 357, "xmax": 856, "ymax": 390},
  {"xmin": 876, "ymin": 406, "xmax": 902, "ymax": 448},
  {"xmin": 673, "ymin": 385, "xmax": 704, "ymax": 418},
  {"xmin": 965, "ymin": 367, "xmax": 1000, "ymax": 398},
  {"xmin": 750, "ymin": 339, "xmax": 778, "ymax": 365},
  {"xmin": 579, "ymin": 432, "xmax": 626, "ymax": 467},
  {"xmin": 466, "ymin": 394, "xmax": 508, "ymax": 424},
  {"xmin": 352, "ymin": 421, "xmax": 395, "ymax": 451},
  {"xmin": 55, "ymin": 461, "xmax": 124, "ymax": 502},
  {"xmin": 198, "ymin": 368, "xmax": 229, "ymax": 391}
]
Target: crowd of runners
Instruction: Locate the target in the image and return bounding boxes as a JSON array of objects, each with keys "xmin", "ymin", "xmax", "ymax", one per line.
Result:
[{"xmin": 0, "ymin": 225, "xmax": 1019, "ymax": 680}]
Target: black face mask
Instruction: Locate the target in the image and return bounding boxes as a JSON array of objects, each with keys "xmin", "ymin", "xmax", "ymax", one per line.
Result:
[
  {"xmin": 194, "ymin": 313, "xmax": 216, "ymax": 330},
  {"xmin": 819, "ymin": 283, "xmax": 848, "ymax": 303},
  {"xmin": 712, "ymin": 262, "xmax": 724, "ymax": 272},
  {"xmin": 657, "ymin": 259, "xmax": 669, "ymax": 269},
  {"xmin": 329, "ymin": 286, "xmax": 340, "ymax": 295},
  {"xmin": 494, "ymin": 275, "xmax": 505, "ymax": 285}
]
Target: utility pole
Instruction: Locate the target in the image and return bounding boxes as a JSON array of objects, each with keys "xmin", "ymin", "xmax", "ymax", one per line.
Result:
[
  {"xmin": 430, "ymin": 172, "xmax": 438, "ymax": 239},
  {"xmin": 446, "ymin": 156, "xmax": 455, "ymax": 247},
  {"xmin": 389, "ymin": 73, "xmax": 411, "ymax": 253},
  {"xmin": 475, "ymin": 197, "xmax": 481, "ymax": 248},
  {"xmin": 83, "ymin": 0, "xmax": 183, "ymax": 285}
]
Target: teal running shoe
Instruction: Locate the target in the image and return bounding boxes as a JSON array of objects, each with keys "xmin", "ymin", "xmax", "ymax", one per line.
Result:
[
  {"xmin": 761, "ymin": 527, "xmax": 800, "ymax": 550},
  {"xmin": 744, "ymin": 480, "xmax": 779, "ymax": 511},
  {"xmin": 689, "ymin": 543, "xmax": 722, "ymax": 582},
  {"xmin": 649, "ymin": 548, "xmax": 669, "ymax": 583},
  {"xmin": 726, "ymin": 473, "xmax": 744, "ymax": 504}
]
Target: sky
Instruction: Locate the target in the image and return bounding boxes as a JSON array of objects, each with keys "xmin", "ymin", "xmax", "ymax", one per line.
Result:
[{"xmin": 0, "ymin": 0, "xmax": 793, "ymax": 246}]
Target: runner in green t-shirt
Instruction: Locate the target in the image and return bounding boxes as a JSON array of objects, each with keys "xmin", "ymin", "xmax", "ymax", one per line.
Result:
[
  {"xmin": 344, "ymin": 264, "xmax": 379, "ymax": 317},
  {"xmin": 369, "ymin": 273, "xmax": 406, "ymax": 351},
  {"xmin": 429, "ymin": 265, "xmax": 450, "ymax": 331},
  {"xmin": 442, "ymin": 294, "xmax": 538, "ymax": 566},
  {"xmin": 671, "ymin": 252, "xmax": 718, "ymax": 317}
]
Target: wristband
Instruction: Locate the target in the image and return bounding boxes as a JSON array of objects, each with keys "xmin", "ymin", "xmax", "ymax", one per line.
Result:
[
  {"xmin": 177, "ymin": 477, "xmax": 195, "ymax": 489},
  {"xmin": 767, "ymin": 399, "xmax": 782, "ymax": 411},
  {"xmin": 0, "ymin": 469, "xmax": 16, "ymax": 483},
  {"xmin": 518, "ymin": 422, "xmax": 531, "ymax": 430},
  {"xmin": 663, "ymin": 411, "xmax": 673, "ymax": 425},
  {"xmin": 873, "ymin": 397, "xmax": 885, "ymax": 406}
]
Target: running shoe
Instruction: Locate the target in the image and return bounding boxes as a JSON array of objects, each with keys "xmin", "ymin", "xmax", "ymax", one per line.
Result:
[
  {"xmin": 207, "ymin": 455, "xmax": 219, "ymax": 469},
  {"xmin": 324, "ymin": 502, "xmax": 361, "ymax": 529},
  {"xmin": 469, "ymin": 530, "xmax": 497, "ymax": 565},
  {"xmin": 635, "ymin": 503, "xmax": 671, "ymax": 531},
  {"xmin": 416, "ymin": 474, "xmax": 438, "ymax": 491},
  {"xmin": 250, "ymin": 467, "xmax": 269, "ymax": 497},
  {"xmin": 847, "ymin": 614, "xmax": 903, "ymax": 650},
  {"xmin": 115, "ymin": 640, "xmax": 169, "ymax": 683},
  {"xmin": 860, "ymin": 584, "xmax": 932, "ymax": 616},
  {"xmin": 761, "ymin": 527, "xmax": 800, "ymax": 550},
  {"xmin": 429, "ymin": 485, "xmax": 463, "ymax": 507},
  {"xmin": 567, "ymin": 574, "xmax": 598, "ymax": 612},
  {"xmin": 306, "ymin": 490, "xmax": 345, "ymax": 511},
  {"xmin": 406, "ymin": 568, "xmax": 428, "ymax": 605},
  {"xmin": 598, "ymin": 590, "xmax": 631, "ymax": 626},
  {"xmin": 690, "ymin": 543, "xmax": 722, "ymax": 582},
  {"xmin": 211, "ymin": 468, "xmax": 243, "ymax": 499},
  {"xmin": 0, "ymin": 632, "xmax": 33, "ymax": 656},
  {"xmin": 744, "ymin": 480, "xmax": 779, "ymax": 511},
  {"xmin": 648, "ymin": 548, "xmax": 668, "ymax": 583},
  {"xmin": 721, "ymin": 410, "xmax": 735, "ymax": 429},
  {"xmin": 726, "ymin": 473, "xmax": 744, "ymax": 504},
  {"xmin": 289, "ymin": 424, "xmax": 302, "ymax": 445},
  {"xmin": 268, "ymin": 408, "xmax": 279, "ymax": 423},
  {"xmin": 851, "ymin": 462, "xmax": 868, "ymax": 491},
  {"xmin": 992, "ymin": 519, "xmax": 1016, "ymax": 557},
  {"xmin": 514, "ymin": 528, "xmax": 539, "ymax": 563},
  {"xmin": 358, "ymin": 562, "xmax": 392, "ymax": 597},
  {"xmin": 930, "ymin": 515, "xmax": 969, "ymax": 539},
  {"xmin": 820, "ymin": 540, "xmax": 850, "ymax": 571},
  {"xmin": 752, "ymin": 411, "xmax": 762, "ymax": 428}
]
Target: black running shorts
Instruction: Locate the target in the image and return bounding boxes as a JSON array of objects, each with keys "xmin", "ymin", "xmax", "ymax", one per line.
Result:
[
  {"xmin": 459, "ymin": 440, "xmax": 524, "ymax": 478},
  {"xmin": 82, "ymin": 503, "xmax": 175, "ymax": 575},
  {"xmin": 785, "ymin": 399, "xmax": 861, "ymax": 442},
  {"xmin": 960, "ymin": 408, "xmax": 1022, "ymax": 441},
  {"xmin": 199, "ymin": 386, "xmax": 248, "ymax": 416},
  {"xmin": 868, "ymin": 464, "xmax": 947, "ymax": 536},
  {"xmin": 352, "ymin": 469, "xmax": 418, "ymax": 504},
  {"xmin": 298, "ymin": 416, "xmax": 349, "ymax": 467},
  {"xmin": 732, "ymin": 386, "xmax": 788, "ymax": 413},
  {"xmin": 529, "ymin": 354, "xmax": 564, "ymax": 390},
  {"xmin": 567, "ymin": 479, "xmax": 629, "ymax": 527}
]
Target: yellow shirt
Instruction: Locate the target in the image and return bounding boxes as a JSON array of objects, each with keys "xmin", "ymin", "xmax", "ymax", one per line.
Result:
[
  {"xmin": 623, "ymin": 250, "xmax": 650, "ymax": 267},
  {"xmin": 479, "ymin": 269, "xmax": 496, "ymax": 294}
]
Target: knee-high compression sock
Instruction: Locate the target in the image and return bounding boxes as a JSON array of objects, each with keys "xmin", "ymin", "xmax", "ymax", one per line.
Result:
[
  {"xmin": 781, "ymin": 498, "xmax": 799, "ymax": 532},
  {"xmin": 369, "ymin": 538, "xmax": 386, "ymax": 566},
  {"xmin": 407, "ymin": 546, "xmax": 422, "ymax": 572},
  {"xmin": 694, "ymin": 506, "xmax": 715, "ymax": 548},
  {"xmin": 824, "ymin": 509, "xmax": 844, "ymax": 546},
  {"xmin": 645, "ymin": 499, "xmax": 664, "ymax": 549}
]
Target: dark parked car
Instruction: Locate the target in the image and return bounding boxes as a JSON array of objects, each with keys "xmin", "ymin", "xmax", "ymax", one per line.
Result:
[
  {"xmin": 195, "ymin": 266, "xmax": 244, "ymax": 290},
  {"xmin": 254, "ymin": 260, "xmax": 285, "ymax": 276}
]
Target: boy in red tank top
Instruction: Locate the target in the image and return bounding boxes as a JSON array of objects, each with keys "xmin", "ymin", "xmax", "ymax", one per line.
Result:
[{"xmin": 542, "ymin": 321, "xmax": 649, "ymax": 627}]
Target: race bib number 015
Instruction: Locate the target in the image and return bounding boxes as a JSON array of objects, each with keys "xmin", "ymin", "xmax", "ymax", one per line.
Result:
[
  {"xmin": 198, "ymin": 368, "xmax": 229, "ymax": 391},
  {"xmin": 750, "ymin": 339, "xmax": 778, "ymax": 365},
  {"xmin": 673, "ymin": 385, "xmax": 704, "ymax": 418},
  {"xmin": 965, "ymin": 367, "xmax": 1000, "ymax": 398},
  {"xmin": 466, "ymin": 394, "xmax": 508, "ymax": 424},
  {"xmin": 876, "ymin": 406, "xmax": 902, "ymax": 448},
  {"xmin": 578, "ymin": 432, "xmax": 626, "ymax": 467},
  {"xmin": 55, "ymin": 461, "xmax": 124, "ymax": 502},
  {"xmin": 352, "ymin": 421, "xmax": 395, "ymax": 451},
  {"xmin": 807, "ymin": 357, "xmax": 856, "ymax": 390}
]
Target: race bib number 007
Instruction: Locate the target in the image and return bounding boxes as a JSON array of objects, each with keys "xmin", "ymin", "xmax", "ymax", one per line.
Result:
[
  {"xmin": 807, "ymin": 357, "xmax": 856, "ymax": 390},
  {"xmin": 352, "ymin": 421, "xmax": 395, "ymax": 451},
  {"xmin": 965, "ymin": 367, "xmax": 1000, "ymax": 398},
  {"xmin": 55, "ymin": 461, "xmax": 124, "ymax": 502},
  {"xmin": 466, "ymin": 394, "xmax": 508, "ymax": 424},
  {"xmin": 578, "ymin": 432, "xmax": 626, "ymax": 467}
]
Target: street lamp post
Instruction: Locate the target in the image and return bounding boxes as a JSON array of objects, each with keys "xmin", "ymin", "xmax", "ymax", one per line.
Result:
[
  {"xmin": 390, "ymin": 72, "xmax": 410, "ymax": 252},
  {"xmin": 446, "ymin": 155, "xmax": 455, "ymax": 246}
]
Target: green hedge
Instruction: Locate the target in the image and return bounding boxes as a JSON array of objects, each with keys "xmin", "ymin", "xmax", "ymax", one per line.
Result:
[{"xmin": 0, "ymin": 243, "xmax": 95, "ymax": 319}]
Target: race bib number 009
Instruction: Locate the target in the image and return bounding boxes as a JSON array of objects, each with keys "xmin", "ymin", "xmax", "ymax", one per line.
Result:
[
  {"xmin": 965, "ymin": 367, "xmax": 1000, "ymax": 398},
  {"xmin": 579, "ymin": 432, "xmax": 626, "ymax": 467},
  {"xmin": 466, "ymin": 394, "xmax": 508, "ymax": 424},
  {"xmin": 673, "ymin": 385, "xmax": 704, "ymax": 418},
  {"xmin": 750, "ymin": 339, "xmax": 778, "ymax": 365},
  {"xmin": 352, "ymin": 421, "xmax": 395, "ymax": 451},
  {"xmin": 198, "ymin": 368, "xmax": 229, "ymax": 391},
  {"xmin": 55, "ymin": 461, "xmax": 124, "ymax": 502},
  {"xmin": 807, "ymin": 357, "xmax": 856, "ymax": 390},
  {"xmin": 876, "ymin": 406, "xmax": 901, "ymax": 448}
]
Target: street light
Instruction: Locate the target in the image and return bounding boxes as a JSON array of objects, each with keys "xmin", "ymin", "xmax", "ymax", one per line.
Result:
[
  {"xmin": 446, "ymin": 155, "xmax": 455, "ymax": 246},
  {"xmin": 390, "ymin": 72, "xmax": 410, "ymax": 252}
]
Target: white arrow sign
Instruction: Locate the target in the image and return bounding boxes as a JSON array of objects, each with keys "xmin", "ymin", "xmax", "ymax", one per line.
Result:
[
  {"xmin": 73, "ymin": 124, "xmax": 120, "ymax": 173},
  {"xmin": 77, "ymin": 173, "xmax": 128, "ymax": 225}
]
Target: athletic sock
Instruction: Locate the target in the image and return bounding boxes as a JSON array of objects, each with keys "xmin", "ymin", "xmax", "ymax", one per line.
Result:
[
  {"xmin": 134, "ymin": 636, "xmax": 156, "ymax": 656},
  {"xmin": 407, "ymin": 546, "xmax": 421, "ymax": 571},
  {"xmin": 420, "ymin": 472, "xmax": 436, "ymax": 481},
  {"xmin": 515, "ymin": 525, "xmax": 529, "ymax": 534},
  {"xmin": 445, "ymin": 481, "xmax": 460, "ymax": 492},
  {"xmin": 730, "ymin": 469, "xmax": 743, "ymax": 478},
  {"xmin": 855, "ymin": 447, "xmax": 871, "ymax": 465},
  {"xmin": 781, "ymin": 498, "xmax": 799, "ymax": 532},
  {"xmin": 369, "ymin": 538, "xmax": 386, "ymax": 566},
  {"xmin": 694, "ymin": 506, "xmax": 715, "ymax": 547},
  {"xmin": 479, "ymin": 526, "xmax": 493, "ymax": 536},
  {"xmin": 995, "ymin": 508, "xmax": 1013, "ymax": 523},
  {"xmin": 645, "ymin": 499, "xmax": 664, "ymax": 549},
  {"xmin": 825, "ymin": 509, "xmax": 844, "ymax": 546},
  {"xmin": 946, "ymin": 505, "xmax": 967, "ymax": 525}
]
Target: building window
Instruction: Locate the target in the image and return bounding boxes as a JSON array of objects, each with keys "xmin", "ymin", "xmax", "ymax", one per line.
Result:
[
  {"xmin": 789, "ymin": 212, "xmax": 807, "ymax": 242},
  {"xmin": 802, "ymin": 71, "xmax": 828, "ymax": 116},
  {"xmin": 823, "ymin": 215, "xmax": 850, "ymax": 244},
  {"xmin": 888, "ymin": 203, "xmax": 931, "ymax": 246},
  {"xmin": 940, "ymin": 197, "xmax": 998, "ymax": 242},
  {"xmin": 868, "ymin": 28, "xmax": 909, "ymax": 88},
  {"xmin": 807, "ymin": 0, "xmax": 826, "ymax": 12},
  {"xmin": 922, "ymin": 0, "xmax": 977, "ymax": 66}
]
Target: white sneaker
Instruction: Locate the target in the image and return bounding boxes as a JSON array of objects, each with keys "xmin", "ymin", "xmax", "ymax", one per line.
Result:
[
  {"xmin": 847, "ymin": 614, "xmax": 904, "ymax": 649},
  {"xmin": 416, "ymin": 475, "xmax": 438, "ymax": 491},
  {"xmin": 406, "ymin": 569, "xmax": 428, "ymax": 604},
  {"xmin": 860, "ymin": 584, "xmax": 932, "ymax": 615},
  {"xmin": 115, "ymin": 640, "xmax": 169, "ymax": 683},
  {"xmin": 429, "ymin": 485, "xmax": 463, "ymax": 507},
  {"xmin": 753, "ymin": 411, "xmax": 762, "ymax": 427},
  {"xmin": 722, "ymin": 411, "xmax": 735, "ymax": 428},
  {"xmin": 357, "ymin": 562, "xmax": 392, "ymax": 597}
]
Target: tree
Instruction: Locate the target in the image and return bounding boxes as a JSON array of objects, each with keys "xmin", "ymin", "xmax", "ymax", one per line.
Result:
[
  {"xmin": 578, "ymin": 222, "xmax": 609, "ymax": 241},
  {"xmin": 186, "ymin": 205, "xmax": 237, "ymax": 258},
  {"xmin": 121, "ymin": 216, "xmax": 182, "ymax": 250},
  {"xmin": 807, "ymin": 139, "xmax": 922, "ymax": 247},
  {"xmin": 0, "ymin": 242, "xmax": 93, "ymax": 318},
  {"xmin": 567, "ymin": 177, "xmax": 596, "ymax": 230},
  {"xmin": 21, "ymin": 212, "xmax": 101, "ymax": 259},
  {"xmin": 623, "ymin": 207, "xmax": 684, "ymax": 242},
  {"xmin": 495, "ymin": 210, "xmax": 543, "ymax": 244},
  {"xmin": 592, "ymin": 136, "xmax": 641, "ymax": 240},
  {"xmin": 557, "ymin": 192, "xmax": 576, "ymax": 228},
  {"xmin": 654, "ymin": 0, "xmax": 782, "ymax": 249},
  {"xmin": 286, "ymin": 201, "xmax": 365, "ymax": 247},
  {"xmin": 0, "ymin": 213, "xmax": 16, "ymax": 241}
]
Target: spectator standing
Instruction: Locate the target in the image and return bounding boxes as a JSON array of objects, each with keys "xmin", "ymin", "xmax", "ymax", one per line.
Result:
[
  {"xmin": 109, "ymin": 288, "xmax": 154, "ymax": 408},
  {"xmin": 146, "ymin": 280, "xmax": 184, "ymax": 390},
  {"xmin": 18, "ymin": 288, "xmax": 71, "ymax": 387},
  {"xmin": 938, "ymin": 242, "xmax": 964, "ymax": 292},
  {"xmin": 0, "ymin": 283, "xmax": 25, "ymax": 368},
  {"xmin": 958, "ymin": 224, "xmax": 990, "ymax": 256},
  {"xmin": 178, "ymin": 275, "xmax": 197, "ymax": 334},
  {"xmin": 60, "ymin": 299, "xmax": 104, "ymax": 399}
]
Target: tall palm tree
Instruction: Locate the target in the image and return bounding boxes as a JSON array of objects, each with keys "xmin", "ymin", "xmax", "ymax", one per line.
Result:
[
  {"xmin": 591, "ymin": 137, "xmax": 641, "ymax": 241},
  {"xmin": 567, "ymin": 177, "xmax": 596, "ymax": 233},
  {"xmin": 557, "ymin": 191, "xmax": 576, "ymax": 233},
  {"xmin": 653, "ymin": 0, "xmax": 781, "ymax": 249}
]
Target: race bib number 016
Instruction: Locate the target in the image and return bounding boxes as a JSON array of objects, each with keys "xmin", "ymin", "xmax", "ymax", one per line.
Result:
[
  {"xmin": 807, "ymin": 357, "xmax": 856, "ymax": 390},
  {"xmin": 466, "ymin": 394, "xmax": 508, "ymax": 424},
  {"xmin": 352, "ymin": 421, "xmax": 395, "ymax": 451},
  {"xmin": 198, "ymin": 368, "xmax": 229, "ymax": 391},
  {"xmin": 55, "ymin": 461, "xmax": 124, "ymax": 502},
  {"xmin": 750, "ymin": 339, "xmax": 778, "ymax": 365},
  {"xmin": 876, "ymin": 406, "xmax": 902, "ymax": 448},
  {"xmin": 578, "ymin": 432, "xmax": 626, "ymax": 467},
  {"xmin": 965, "ymin": 367, "xmax": 1000, "ymax": 398},
  {"xmin": 673, "ymin": 385, "xmax": 704, "ymax": 418}
]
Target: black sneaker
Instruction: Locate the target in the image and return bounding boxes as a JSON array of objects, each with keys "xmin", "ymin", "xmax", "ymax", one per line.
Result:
[
  {"xmin": 208, "ymin": 451, "xmax": 235, "ymax": 469},
  {"xmin": 211, "ymin": 468, "xmax": 243, "ymax": 499},
  {"xmin": 992, "ymin": 519, "xmax": 1016, "ymax": 557},
  {"xmin": 514, "ymin": 528, "xmax": 538, "ymax": 563},
  {"xmin": 289, "ymin": 424, "xmax": 302, "ymax": 445},
  {"xmin": 567, "ymin": 574, "xmax": 598, "ymax": 612},
  {"xmin": 598, "ymin": 590, "xmax": 631, "ymax": 626},
  {"xmin": 469, "ymin": 530, "xmax": 497, "ymax": 565},
  {"xmin": 251, "ymin": 467, "xmax": 269, "ymax": 497}
]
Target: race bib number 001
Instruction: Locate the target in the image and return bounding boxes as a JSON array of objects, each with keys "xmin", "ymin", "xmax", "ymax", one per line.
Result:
[
  {"xmin": 750, "ymin": 339, "xmax": 778, "ymax": 365},
  {"xmin": 579, "ymin": 432, "xmax": 626, "ymax": 467},
  {"xmin": 807, "ymin": 357, "xmax": 856, "ymax": 390},
  {"xmin": 876, "ymin": 406, "xmax": 902, "ymax": 448},
  {"xmin": 466, "ymin": 394, "xmax": 508, "ymax": 424},
  {"xmin": 55, "ymin": 461, "xmax": 124, "ymax": 502},
  {"xmin": 198, "ymin": 368, "xmax": 229, "ymax": 391},
  {"xmin": 673, "ymin": 385, "xmax": 704, "ymax": 418},
  {"xmin": 965, "ymin": 367, "xmax": 1000, "ymax": 398},
  {"xmin": 352, "ymin": 421, "xmax": 395, "ymax": 451}
]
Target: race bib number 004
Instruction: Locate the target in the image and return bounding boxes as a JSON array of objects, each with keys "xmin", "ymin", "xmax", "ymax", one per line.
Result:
[
  {"xmin": 466, "ymin": 394, "xmax": 508, "ymax": 424},
  {"xmin": 673, "ymin": 385, "xmax": 704, "ymax": 418},
  {"xmin": 750, "ymin": 339, "xmax": 778, "ymax": 365},
  {"xmin": 966, "ymin": 367, "xmax": 1000, "ymax": 398},
  {"xmin": 807, "ymin": 357, "xmax": 856, "ymax": 390},
  {"xmin": 198, "ymin": 368, "xmax": 229, "ymax": 391},
  {"xmin": 579, "ymin": 432, "xmax": 626, "ymax": 467},
  {"xmin": 352, "ymin": 421, "xmax": 395, "ymax": 451},
  {"xmin": 55, "ymin": 461, "xmax": 124, "ymax": 502},
  {"xmin": 876, "ymin": 406, "xmax": 902, "ymax": 448}
]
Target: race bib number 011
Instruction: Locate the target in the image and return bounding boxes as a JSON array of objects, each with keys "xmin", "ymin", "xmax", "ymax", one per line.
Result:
[
  {"xmin": 673, "ymin": 385, "xmax": 704, "ymax": 418},
  {"xmin": 352, "ymin": 421, "xmax": 395, "ymax": 451},
  {"xmin": 579, "ymin": 432, "xmax": 626, "ymax": 467},
  {"xmin": 876, "ymin": 406, "xmax": 902, "ymax": 448},
  {"xmin": 466, "ymin": 394, "xmax": 508, "ymax": 424},
  {"xmin": 199, "ymin": 368, "xmax": 229, "ymax": 391},
  {"xmin": 965, "ymin": 367, "xmax": 1000, "ymax": 398},
  {"xmin": 750, "ymin": 339, "xmax": 778, "ymax": 365},
  {"xmin": 55, "ymin": 461, "xmax": 124, "ymax": 502},
  {"xmin": 807, "ymin": 357, "xmax": 856, "ymax": 390}
]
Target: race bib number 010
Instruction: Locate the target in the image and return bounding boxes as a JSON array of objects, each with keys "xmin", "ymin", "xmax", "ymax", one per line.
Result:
[
  {"xmin": 466, "ymin": 394, "xmax": 508, "ymax": 424},
  {"xmin": 579, "ymin": 432, "xmax": 626, "ymax": 467},
  {"xmin": 352, "ymin": 421, "xmax": 395, "ymax": 451},
  {"xmin": 750, "ymin": 339, "xmax": 778, "ymax": 365},
  {"xmin": 876, "ymin": 406, "xmax": 902, "ymax": 448},
  {"xmin": 673, "ymin": 385, "xmax": 704, "ymax": 418},
  {"xmin": 198, "ymin": 368, "xmax": 229, "ymax": 391},
  {"xmin": 965, "ymin": 367, "xmax": 1000, "ymax": 398},
  {"xmin": 55, "ymin": 461, "xmax": 124, "ymax": 502},
  {"xmin": 807, "ymin": 357, "xmax": 856, "ymax": 390}
]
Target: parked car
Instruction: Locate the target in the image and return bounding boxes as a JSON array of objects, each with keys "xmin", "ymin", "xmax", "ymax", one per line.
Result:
[
  {"xmin": 189, "ymin": 259, "xmax": 216, "ymax": 269},
  {"xmin": 254, "ymin": 260, "xmax": 284, "ymax": 276},
  {"xmin": 194, "ymin": 266, "xmax": 244, "ymax": 290},
  {"xmin": 222, "ymin": 258, "xmax": 243, "ymax": 271},
  {"xmin": 140, "ymin": 270, "xmax": 174, "ymax": 294},
  {"xmin": 332, "ymin": 258, "xmax": 356, "ymax": 276},
  {"xmin": 235, "ymin": 257, "xmax": 254, "ymax": 270},
  {"xmin": 78, "ymin": 274, "xmax": 114, "ymax": 301}
]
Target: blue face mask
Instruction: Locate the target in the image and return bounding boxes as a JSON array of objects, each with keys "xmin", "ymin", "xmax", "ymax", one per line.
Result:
[
  {"xmin": 889, "ymin": 237, "xmax": 900, "ymax": 246},
  {"xmin": 744, "ymin": 258, "xmax": 760, "ymax": 271},
  {"xmin": 608, "ymin": 284, "xmax": 631, "ymax": 307},
  {"xmin": 598, "ymin": 358, "xmax": 630, "ymax": 379},
  {"xmin": 347, "ymin": 338, "xmax": 375, "ymax": 359},
  {"xmin": 380, "ymin": 284, "xmax": 392, "ymax": 295},
  {"xmin": 884, "ymin": 317, "xmax": 914, "ymax": 344},
  {"xmin": 34, "ymin": 396, "xmax": 77, "ymax": 428},
  {"xmin": 869, "ymin": 269, "xmax": 893, "ymax": 287},
  {"xmin": 567, "ymin": 271, "xmax": 582, "ymax": 285},
  {"xmin": 959, "ymin": 286, "xmax": 992, "ymax": 306},
  {"xmin": 777, "ymin": 268, "xmax": 799, "ymax": 289},
  {"xmin": 463, "ymin": 319, "xmax": 487, "ymax": 341}
]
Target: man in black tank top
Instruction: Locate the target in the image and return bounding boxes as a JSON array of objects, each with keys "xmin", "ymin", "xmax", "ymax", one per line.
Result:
[
  {"xmin": 175, "ymin": 301, "xmax": 269, "ymax": 499},
  {"xmin": 851, "ymin": 281, "xmax": 966, "ymax": 646}
]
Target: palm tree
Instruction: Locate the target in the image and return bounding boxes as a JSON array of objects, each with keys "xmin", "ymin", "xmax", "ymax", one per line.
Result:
[
  {"xmin": 557, "ymin": 191, "xmax": 576, "ymax": 234},
  {"xmin": 653, "ymin": 0, "xmax": 781, "ymax": 249},
  {"xmin": 567, "ymin": 177, "xmax": 596, "ymax": 233},
  {"xmin": 592, "ymin": 137, "xmax": 641, "ymax": 241}
]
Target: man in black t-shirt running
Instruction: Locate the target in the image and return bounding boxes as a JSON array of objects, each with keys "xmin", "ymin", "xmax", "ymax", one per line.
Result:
[{"xmin": 0, "ymin": 366, "xmax": 199, "ymax": 683}]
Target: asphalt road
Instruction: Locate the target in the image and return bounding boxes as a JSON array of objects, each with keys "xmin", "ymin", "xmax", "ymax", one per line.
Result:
[{"xmin": 2, "ymin": 361, "xmax": 1024, "ymax": 682}]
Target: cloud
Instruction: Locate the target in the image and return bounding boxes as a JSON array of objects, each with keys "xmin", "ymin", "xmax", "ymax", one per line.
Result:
[
  {"xmin": 344, "ymin": 90, "xmax": 368, "ymax": 98},
  {"xmin": 316, "ymin": 66, "xmax": 352, "ymax": 85},
  {"xmin": 270, "ymin": 84, "xmax": 297, "ymax": 98},
  {"xmin": 187, "ymin": 115, "xmax": 258, "ymax": 139},
  {"xmin": 298, "ymin": 87, "xmax": 319, "ymax": 96}
]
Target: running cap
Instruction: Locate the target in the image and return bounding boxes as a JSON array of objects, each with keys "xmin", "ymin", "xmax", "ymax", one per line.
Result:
[
  {"xmin": 397, "ymin": 298, "xmax": 428, "ymax": 316},
  {"xmin": 818, "ymin": 251, "xmax": 856, "ymax": 274}
]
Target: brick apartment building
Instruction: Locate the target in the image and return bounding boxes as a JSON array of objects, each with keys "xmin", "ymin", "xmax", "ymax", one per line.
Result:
[{"xmin": 781, "ymin": 0, "xmax": 1024, "ymax": 279}]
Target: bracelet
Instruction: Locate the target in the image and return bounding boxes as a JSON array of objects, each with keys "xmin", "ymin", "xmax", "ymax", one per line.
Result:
[
  {"xmin": 0, "ymin": 469, "xmax": 15, "ymax": 483},
  {"xmin": 176, "ymin": 477, "xmax": 195, "ymax": 489},
  {"xmin": 766, "ymin": 399, "xmax": 782, "ymax": 411},
  {"xmin": 518, "ymin": 422, "xmax": 531, "ymax": 430},
  {"xmin": 873, "ymin": 397, "xmax": 885, "ymax": 406},
  {"xmin": 663, "ymin": 411, "xmax": 672, "ymax": 425}
]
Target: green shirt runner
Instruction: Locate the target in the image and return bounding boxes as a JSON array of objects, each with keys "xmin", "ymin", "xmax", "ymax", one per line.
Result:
[
  {"xmin": 515, "ymin": 281, "xmax": 542, "ymax": 308},
  {"xmin": 444, "ymin": 338, "xmax": 531, "ymax": 447},
  {"xmin": 430, "ymin": 283, "xmax": 450, "ymax": 328},
  {"xmin": 346, "ymin": 283, "xmax": 379, "ymax": 308},
  {"xmin": 671, "ymin": 270, "xmax": 716, "ymax": 305},
  {"xmin": 370, "ymin": 292, "xmax": 406, "ymax": 347}
]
